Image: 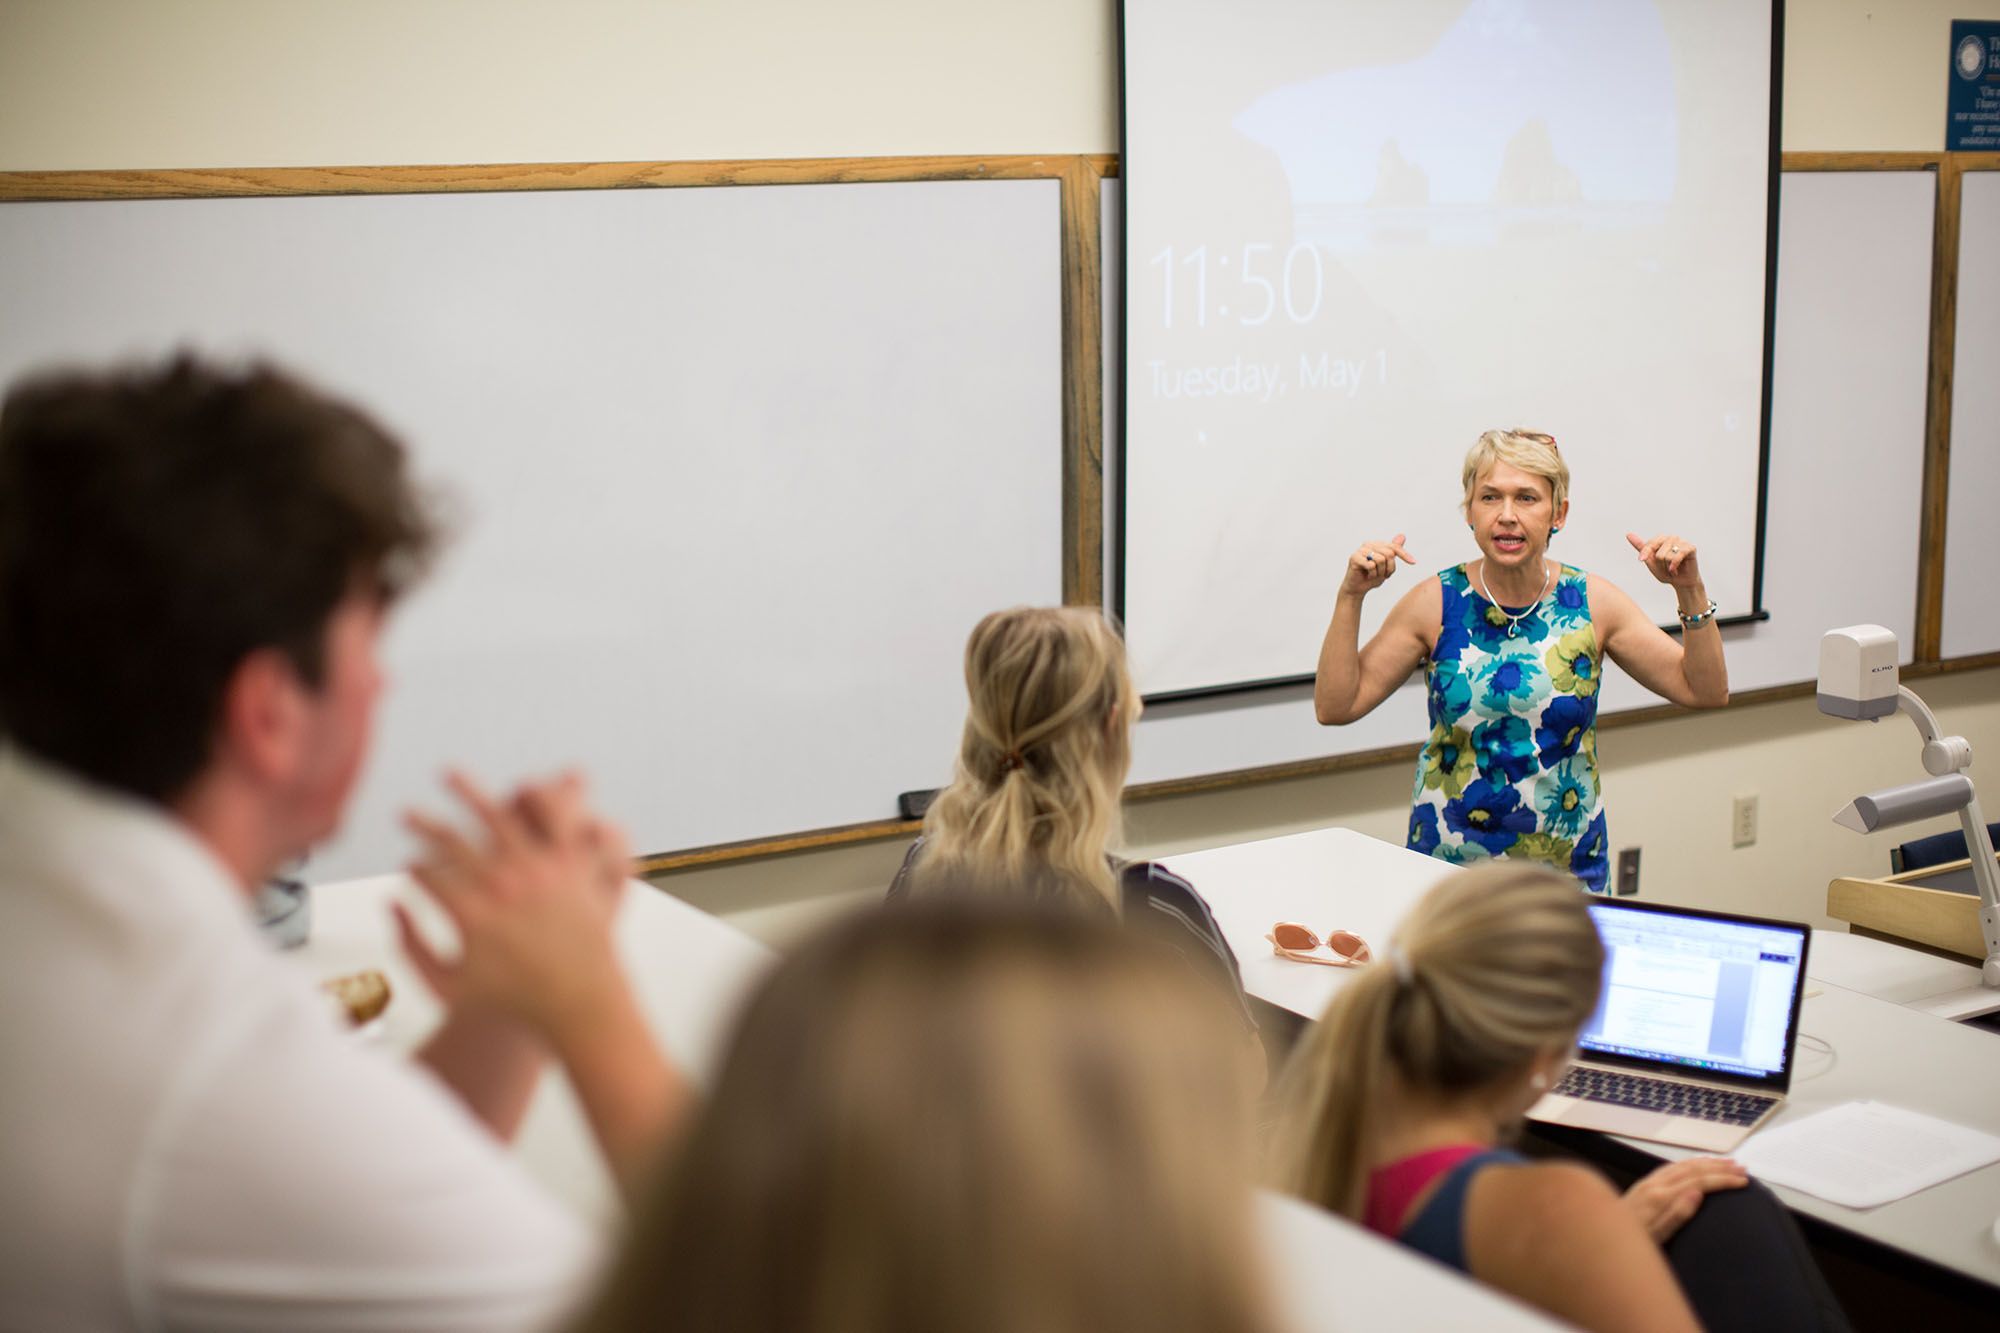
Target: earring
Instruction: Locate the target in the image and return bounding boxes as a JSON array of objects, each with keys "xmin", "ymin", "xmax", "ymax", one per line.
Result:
[{"xmin": 1549, "ymin": 526, "xmax": 1560, "ymax": 537}]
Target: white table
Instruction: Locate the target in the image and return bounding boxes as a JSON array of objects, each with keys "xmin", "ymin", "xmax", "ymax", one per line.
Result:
[
  {"xmin": 1169, "ymin": 828, "xmax": 1450, "ymax": 1022},
  {"xmin": 1170, "ymin": 827, "xmax": 2000, "ymax": 1021},
  {"xmin": 1162, "ymin": 828, "xmax": 2000, "ymax": 1293},
  {"xmin": 290, "ymin": 873, "xmax": 776, "ymax": 1223},
  {"xmin": 1805, "ymin": 929, "xmax": 1994, "ymax": 1019},
  {"xmin": 1654, "ymin": 979, "xmax": 2000, "ymax": 1286},
  {"xmin": 291, "ymin": 871, "xmax": 1565, "ymax": 1332},
  {"xmin": 1256, "ymin": 1192, "xmax": 1560, "ymax": 1332}
]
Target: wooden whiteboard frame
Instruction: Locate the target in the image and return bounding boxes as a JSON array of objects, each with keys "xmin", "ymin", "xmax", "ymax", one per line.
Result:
[
  {"xmin": 0, "ymin": 154, "xmax": 1116, "ymax": 871},
  {"xmin": 2, "ymin": 150, "xmax": 1995, "ymax": 875}
]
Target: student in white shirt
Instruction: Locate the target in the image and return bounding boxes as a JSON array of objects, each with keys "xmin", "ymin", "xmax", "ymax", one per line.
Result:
[{"xmin": 0, "ymin": 357, "xmax": 677, "ymax": 1332}]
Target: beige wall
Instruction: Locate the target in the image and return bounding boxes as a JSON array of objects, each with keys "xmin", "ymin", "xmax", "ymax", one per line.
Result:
[
  {"xmin": 1784, "ymin": 0, "xmax": 2000, "ymax": 150},
  {"xmin": 6, "ymin": 0, "xmax": 1999, "ymax": 171},
  {"xmin": 0, "ymin": 0, "xmax": 1118, "ymax": 169},
  {"xmin": 5, "ymin": 0, "xmax": 1993, "ymax": 944}
]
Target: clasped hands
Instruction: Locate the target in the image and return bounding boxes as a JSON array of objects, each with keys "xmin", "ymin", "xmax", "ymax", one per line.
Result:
[{"xmin": 395, "ymin": 770, "xmax": 634, "ymax": 1047}]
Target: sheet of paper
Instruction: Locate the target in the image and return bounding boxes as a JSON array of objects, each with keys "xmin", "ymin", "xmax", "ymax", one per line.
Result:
[{"xmin": 1736, "ymin": 1101, "xmax": 2000, "ymax": 1209}]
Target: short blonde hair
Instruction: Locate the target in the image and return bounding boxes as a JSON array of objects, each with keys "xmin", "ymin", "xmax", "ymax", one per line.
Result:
[{"xmin": 1461, "ymin": 429, "xmax": 1569, "ymax": 513}]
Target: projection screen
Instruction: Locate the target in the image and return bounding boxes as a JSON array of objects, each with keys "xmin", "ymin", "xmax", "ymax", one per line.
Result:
[{"xmin": 1120, "ymin": 0, "xmax": 1778, "ymax": 698}]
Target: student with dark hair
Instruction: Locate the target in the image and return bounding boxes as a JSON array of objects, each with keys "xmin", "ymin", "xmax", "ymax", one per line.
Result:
[{"xmin": 0, "ymin": 357, "xmax": 676, "ymax": 1331}]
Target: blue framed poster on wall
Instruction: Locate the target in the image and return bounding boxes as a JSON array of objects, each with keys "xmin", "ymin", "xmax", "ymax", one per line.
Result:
[{"xmin": 1949, "ymin": 20, "xmax": 2000, "ymax": 151}]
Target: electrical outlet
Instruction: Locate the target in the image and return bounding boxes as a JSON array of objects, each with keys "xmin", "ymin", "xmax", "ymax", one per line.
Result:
[
  {"xmin": 1615, "ymin": 847, "xmax": 1641, "ymax": 895},
  {"xmin": 1732, "ymin": 794, "xmax": 1758, "ymax": 848}
]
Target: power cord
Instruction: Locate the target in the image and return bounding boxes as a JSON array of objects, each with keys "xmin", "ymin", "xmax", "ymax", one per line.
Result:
[{"xmin": 1794, "ymin": 1031, "xmax": 1836, "ymax": 1080}]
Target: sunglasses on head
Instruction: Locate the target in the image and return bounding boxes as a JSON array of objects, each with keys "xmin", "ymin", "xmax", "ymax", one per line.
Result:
[{"xmin": 1266, "ymin": 922, "xmax": 1372, "ymax": 967}]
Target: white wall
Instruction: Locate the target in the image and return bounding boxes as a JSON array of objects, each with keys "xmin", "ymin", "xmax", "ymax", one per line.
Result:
[{"xmin": 5, "ymin": 0, "xmax": 1993, "ymax": 944}]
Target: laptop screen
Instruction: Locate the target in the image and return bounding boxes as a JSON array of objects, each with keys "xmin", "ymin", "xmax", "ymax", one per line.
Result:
[{"xmin": 1578, "ymin": 900, "xmax": 1810, "ymax": 1087}]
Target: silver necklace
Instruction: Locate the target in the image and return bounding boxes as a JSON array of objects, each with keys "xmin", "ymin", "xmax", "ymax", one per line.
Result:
[{"xmin": 1475, "ymin": 560, "xmax": 1551, "ymax": 638}]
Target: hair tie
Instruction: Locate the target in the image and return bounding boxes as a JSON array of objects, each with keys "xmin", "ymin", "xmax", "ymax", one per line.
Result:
[
  {"xmin": 997, "ymin": 750, "xmax": 1025, "ymax": 774},
  {"xmin": 1383, "ymin": 943, "xmax": 1414, "ymax": 987}
]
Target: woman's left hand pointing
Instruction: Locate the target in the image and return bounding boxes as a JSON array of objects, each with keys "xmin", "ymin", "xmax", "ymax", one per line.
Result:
[{"xmin": 1626, "ymin": 531, "xmax": 1701, "ymax": 589}]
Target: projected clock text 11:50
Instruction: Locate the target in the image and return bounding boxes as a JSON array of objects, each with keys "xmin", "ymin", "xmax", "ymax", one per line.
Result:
[{"xmin": 1147, "ymin": 243, "xmax": 1325, "ymax": 329}]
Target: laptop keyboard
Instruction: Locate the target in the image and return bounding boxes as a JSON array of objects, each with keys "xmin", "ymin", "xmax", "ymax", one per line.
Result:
[{"xmin": 1555, "ymin": 1066, "xmax": 1779, "ymax": 1127}]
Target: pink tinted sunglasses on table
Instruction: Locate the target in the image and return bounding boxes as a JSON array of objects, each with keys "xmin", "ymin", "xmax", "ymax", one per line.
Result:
[{"xmin": 1266, "ymin": 922, "xmax": 1372, "ymax": 967}]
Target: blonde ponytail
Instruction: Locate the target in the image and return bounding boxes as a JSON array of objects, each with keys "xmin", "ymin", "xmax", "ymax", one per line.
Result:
[
  {"xmin": 910, "ymin": 607, "xmax": 1139, "ymax": 911},
  {"xmin": 1278, "ymin": 964, "xmax": 1404, "ymax": 1219},
  {"xmin": 1275, "ymin": 864, "xmax": 1604, "ymax": 1220}
]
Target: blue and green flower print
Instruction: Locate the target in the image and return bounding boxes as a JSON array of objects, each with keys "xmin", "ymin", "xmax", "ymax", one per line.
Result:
[
  {"xmin": 1443, "ymin": 777, "xmax": 1538, "ymax": 854},
  {"xmin": 1546, "ymin": 625, "xmax": 1599, "ymax": 698},
  {"xmin": 1534, "ymin": 694, "xmax": 1593, "ymax": 767},
  {"xmin": 1419, "ymin": 722, "xmax": 1479, "ymax": 799},
  {"xmin": 1538, "ymin": 755, "xmax": 1597, "ymax": 839},
  {"xmin": 1472, "ymin": 714, "xmax": 1539, "ymax": 787},
  {"xmin": 1409, "ymin": 564, "xmax": 1608, "ymax": 892},
  {"xmin": 1473, "ymin": 653, "xmax": 1552, "ymax": 716},
  {"xmin": 1408, "ymin": 804, "xmax": 1443, "ymax": 856},
  {"xmin": 1571, "ymin": 812, "xmax": 1609, "ymax": 884}
]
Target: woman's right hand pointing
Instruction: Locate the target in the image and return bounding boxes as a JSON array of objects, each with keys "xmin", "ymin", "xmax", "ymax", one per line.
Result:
[{"xmin": 1342, "ymin": 534, "xmax": 1415, "ymax": 596}]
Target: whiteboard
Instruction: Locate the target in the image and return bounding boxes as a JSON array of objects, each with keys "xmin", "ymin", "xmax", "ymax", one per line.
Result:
[
  {"xmin": 1746, "ymin": 170, "xmax": 1933, "ymax": 685},
  {"xmin": 1943, "ymin": 169, "xmax": 2000, "ymax": 660},
  {"xmin": 1119, "ymin": 170, "xmax": 1936, "ymax": 788},
  {"xmin": 0, "ymin": 181, "xmax": 1064, "ymax": 877}
]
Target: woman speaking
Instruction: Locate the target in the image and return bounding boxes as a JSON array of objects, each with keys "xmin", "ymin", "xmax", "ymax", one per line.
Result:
[{"xmin": 1313, "ymin": 430, "xmax": 1728, "ymax": 891}]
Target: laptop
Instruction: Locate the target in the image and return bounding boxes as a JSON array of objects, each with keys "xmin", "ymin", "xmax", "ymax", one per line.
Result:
[{"xmin": 1527, "ymin": 898, "xmax": 1812, "ymax": 1153}]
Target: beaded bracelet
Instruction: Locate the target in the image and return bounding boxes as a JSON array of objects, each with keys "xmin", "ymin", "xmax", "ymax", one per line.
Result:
[{"xmin": 1677, "ymin": 599, "xmax": 1720, "ymax": 629}]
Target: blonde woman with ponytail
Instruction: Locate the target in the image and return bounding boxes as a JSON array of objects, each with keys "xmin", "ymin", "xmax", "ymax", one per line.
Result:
[
  {"xmin": 891, "ymin": 606, "xmax": 1258, "ymax": 1041},
  {"xmin": 1277, "ymin": 864, "xmax": 1848, "ymax": 1333}
]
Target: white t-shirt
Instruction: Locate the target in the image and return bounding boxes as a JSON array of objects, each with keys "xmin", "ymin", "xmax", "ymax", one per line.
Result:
[{"xmin": 0, "ymin": 750, "xmax": 599, "ymax": 1331}]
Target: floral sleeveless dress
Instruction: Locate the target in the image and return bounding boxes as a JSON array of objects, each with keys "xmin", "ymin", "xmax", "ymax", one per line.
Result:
[{"xmin": 1405, "ymin": 563, "xmax": 1609, "ymax": 892}]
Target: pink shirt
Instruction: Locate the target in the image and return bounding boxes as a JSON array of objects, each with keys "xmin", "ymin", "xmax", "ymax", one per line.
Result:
[{"xmin": 1364, "ymin": 1144, "xmax": 1491, "ymax": 1236}]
